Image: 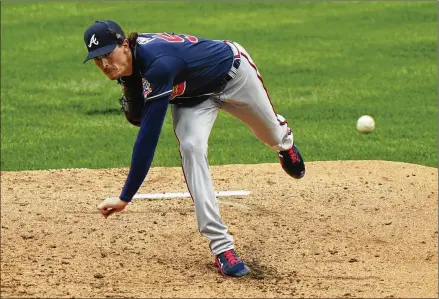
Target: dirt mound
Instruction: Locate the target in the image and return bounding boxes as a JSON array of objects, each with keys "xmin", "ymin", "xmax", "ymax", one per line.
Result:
[{"xmin": 1, "ymin": 160, "xmax": 437, "ymax": 298}]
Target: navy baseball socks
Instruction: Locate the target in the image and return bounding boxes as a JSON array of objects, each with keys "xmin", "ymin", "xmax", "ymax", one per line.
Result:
[
  {"xmin": 215, "ymin": 249, "xmax": 250, "ymax": 278},
  {"xmin": 278, "ymin": 143, "xmax": 305, "ymax": 179}
]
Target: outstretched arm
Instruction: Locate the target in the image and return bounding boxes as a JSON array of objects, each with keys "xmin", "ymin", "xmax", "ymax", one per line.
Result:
[
  {"xmin": 97, "ymin": 56, "xmax": 186, "ymax": 218},
  {"xmin": 119, "ymin": 96, "xmax": 169, "ymax": 201}
]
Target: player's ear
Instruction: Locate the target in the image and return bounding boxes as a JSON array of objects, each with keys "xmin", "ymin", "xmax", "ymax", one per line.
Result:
[{"xmin": 122, "ymin": 39, "xmax": 130, "ymax": 52}]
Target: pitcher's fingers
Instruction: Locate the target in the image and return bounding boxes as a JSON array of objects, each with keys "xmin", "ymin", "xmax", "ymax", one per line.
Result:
[
  {"xmin": 106, "ymin": 208, "xmax": 117, "ymax": 217},
  {"xmin": 98, "ymin": 208, "xmax": 110, "ymax": 217}
]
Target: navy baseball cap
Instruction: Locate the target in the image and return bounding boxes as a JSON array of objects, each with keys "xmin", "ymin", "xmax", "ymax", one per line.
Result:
[{"xmin": 83, "ymin": 20, "xmax": 125, "ymax": 63}]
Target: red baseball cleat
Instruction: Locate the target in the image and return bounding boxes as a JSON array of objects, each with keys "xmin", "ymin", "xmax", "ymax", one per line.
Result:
[
  {"xmin": 215, "ymin": 249, "xmax": 250, "ymax": 278},
  {"xmin": 278, "ymin": 143, "xmax": 305, "ymax": 179}
]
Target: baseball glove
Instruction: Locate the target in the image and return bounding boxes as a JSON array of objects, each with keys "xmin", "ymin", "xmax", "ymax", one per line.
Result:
[{"xmin": 118, "ymin": 72, "xmax": 145, "ymax": 127}]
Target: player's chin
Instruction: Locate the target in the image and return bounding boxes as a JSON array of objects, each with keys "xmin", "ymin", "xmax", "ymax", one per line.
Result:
[{"xmin": 105, "ymin": 70, "xmax": 120, "ymax": 80}]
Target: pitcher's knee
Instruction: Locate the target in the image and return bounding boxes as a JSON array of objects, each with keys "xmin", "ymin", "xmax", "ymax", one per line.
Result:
[{"xmin": 179, "ymin": 139, "xmax": 208, "ymax": 157}]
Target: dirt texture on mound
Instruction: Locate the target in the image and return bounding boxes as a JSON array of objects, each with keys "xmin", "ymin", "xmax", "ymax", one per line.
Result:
[{"xmin": 1, "ymin": 160, "xmax": 437, "ymax": 298}]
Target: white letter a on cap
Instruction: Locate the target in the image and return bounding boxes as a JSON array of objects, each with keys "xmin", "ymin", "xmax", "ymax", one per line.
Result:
[{"xmin": 88, "ymin": 34, "xmax": 99, "ymax": 48}]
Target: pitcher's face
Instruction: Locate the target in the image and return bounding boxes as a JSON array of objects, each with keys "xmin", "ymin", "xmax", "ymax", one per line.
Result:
[{"xmin": 93, "ymin": 40, "xmax": 132, "ymax": 80}]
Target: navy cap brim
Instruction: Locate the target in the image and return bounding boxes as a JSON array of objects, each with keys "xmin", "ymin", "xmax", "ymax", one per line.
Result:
[{"xmin": 83, "ymin": 44, "xmax": 117, "ymax": 63}]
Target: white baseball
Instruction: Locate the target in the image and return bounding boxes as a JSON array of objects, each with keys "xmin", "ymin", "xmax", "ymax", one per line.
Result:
[{"xmin": 356, "ymin": 115, "xmax": 375, "ymax": 133}]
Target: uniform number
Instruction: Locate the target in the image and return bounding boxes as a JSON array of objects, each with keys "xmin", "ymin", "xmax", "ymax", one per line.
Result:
[{"xmin": 155, "ymin": 33, "xmax": 198, "ymax": 43}]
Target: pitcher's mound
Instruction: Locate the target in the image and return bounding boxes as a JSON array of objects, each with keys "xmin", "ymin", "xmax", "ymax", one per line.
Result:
[{"xmin": 1, "ymin": 160, "xmax": 437, "ymax": 298}]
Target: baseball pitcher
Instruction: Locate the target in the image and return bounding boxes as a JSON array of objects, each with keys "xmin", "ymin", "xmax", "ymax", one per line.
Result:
[{"xmin": 83, "ymin": 20, "xmax": 305, "ymax": 278}]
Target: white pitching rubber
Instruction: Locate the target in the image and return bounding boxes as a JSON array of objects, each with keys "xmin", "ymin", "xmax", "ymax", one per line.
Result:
[{"xmin": 132, "ymin": 190, "xmax": 250, "ymax": 200}]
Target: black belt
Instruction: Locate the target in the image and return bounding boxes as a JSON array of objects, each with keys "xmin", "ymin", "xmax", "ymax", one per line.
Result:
[
  {"xmin": 214, "ymin": 58, "xmax": 241, "ymax": 94},
  {"xmin": 219, "ymin": 40, "xmax": 241, "ymax": 87},
  {"xmin": 222, "ymin": 58, "xmax": 241, "ymax": 84}
]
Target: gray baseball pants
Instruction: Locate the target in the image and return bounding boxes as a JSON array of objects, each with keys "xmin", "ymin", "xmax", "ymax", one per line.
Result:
[{"xmin": 171, "ymin": 42, "xmax": 294, "ymax": 256}]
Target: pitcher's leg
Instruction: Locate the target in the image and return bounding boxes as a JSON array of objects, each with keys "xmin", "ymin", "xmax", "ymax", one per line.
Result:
[
  {"xmin": 172, "ymin": 100, "xmax": 234, "ymax": 255},
  {"xmin": 221, "ymin": 99, "xmax": 293, "ymax": 151},
  {"xmin": 219, "ymin": 51, "xmax": 293, "ymax": 150},
  {"xmin": 220, "ymin": 43, "xmax": 305, "ymax": 178}
]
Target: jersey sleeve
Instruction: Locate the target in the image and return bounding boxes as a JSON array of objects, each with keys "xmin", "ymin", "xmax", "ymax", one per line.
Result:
[
  {"xmin": 143, "ymin": 56, "xmax": 186, "ymax": 102},
  {"xmin": 119, "ymin": 56, "xmax": 185, "ymax": 202}
]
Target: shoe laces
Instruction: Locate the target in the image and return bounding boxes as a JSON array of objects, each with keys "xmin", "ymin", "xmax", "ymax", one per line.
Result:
[
  {"xmin": 223, "ymin": 250, "xmax": 239, "ymax": 266},
  {"xmin": 288, "ymin": 147, "xmax": 300, "ymax": 163}
]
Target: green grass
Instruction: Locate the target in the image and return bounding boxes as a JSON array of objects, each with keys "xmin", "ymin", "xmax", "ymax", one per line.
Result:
[{"xmin": 1, "ymin": 1, "xmax": 437, "ymax": 171}]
